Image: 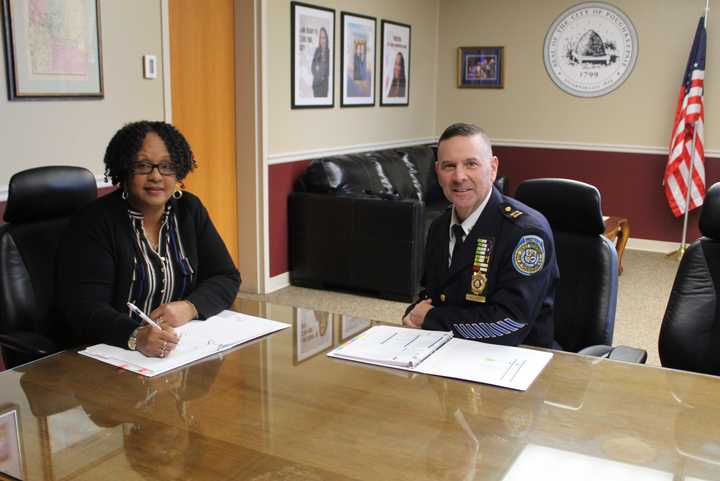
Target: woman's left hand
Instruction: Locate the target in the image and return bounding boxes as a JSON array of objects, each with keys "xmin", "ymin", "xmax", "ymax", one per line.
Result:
[{"xmin": 150, "ymin": 301, "xmax": 196, "ymax": 327}]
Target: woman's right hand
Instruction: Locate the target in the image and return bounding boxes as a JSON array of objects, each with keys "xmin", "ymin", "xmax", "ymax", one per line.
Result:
[{"xmin": 136, "ymin": 324, "xmax": 180, "ymax": 358}]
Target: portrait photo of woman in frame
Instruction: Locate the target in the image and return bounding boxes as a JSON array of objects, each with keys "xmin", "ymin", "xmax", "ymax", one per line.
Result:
[
  {"xmin": 380, "ymin": 20, "xmax": 411, "ymax": 106},
  {"xmin": 291, "ymin": 2, "xmax": 336, "ymax": 108}
]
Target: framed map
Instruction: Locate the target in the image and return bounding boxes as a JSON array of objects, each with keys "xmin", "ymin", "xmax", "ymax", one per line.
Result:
[{"xmin": 2, "ymin": 0, "xmax": 104, "ymax": 99}]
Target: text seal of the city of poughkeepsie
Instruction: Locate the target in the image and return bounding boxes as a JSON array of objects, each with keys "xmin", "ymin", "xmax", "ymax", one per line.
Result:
[{"xmin": 543, "ymin": 2, "xmax": 638, "ymax": 97}]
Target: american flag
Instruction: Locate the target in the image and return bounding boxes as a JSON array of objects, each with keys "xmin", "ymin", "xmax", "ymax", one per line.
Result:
[{"xmin": 664, "ymin": 17, "xmax": 707, "ymax": 218}]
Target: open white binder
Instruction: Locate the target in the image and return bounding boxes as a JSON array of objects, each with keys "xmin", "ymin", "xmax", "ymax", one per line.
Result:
[
  {"xmin": 328, "ymin": 325, "xmax": 553, "ymax": 391},
  {"xmin": 79, "ymin": 310, "xmax": 289, "ymax": 377}
]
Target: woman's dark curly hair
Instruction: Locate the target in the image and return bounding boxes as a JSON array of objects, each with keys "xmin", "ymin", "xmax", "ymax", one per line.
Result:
[{"xmin": 103, "ymin": 121, "xmax": 197, "ymax": 186}]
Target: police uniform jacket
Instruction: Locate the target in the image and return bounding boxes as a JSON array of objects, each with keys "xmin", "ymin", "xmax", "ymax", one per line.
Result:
[{"xmin": 409, "ymin": 187, "xmax": 558, "ymax": 348}]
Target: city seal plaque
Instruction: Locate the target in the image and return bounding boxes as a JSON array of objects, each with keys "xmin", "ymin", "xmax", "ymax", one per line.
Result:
[{"xmin": 543, "ymin": 2, "xmax": 638, "ymax": 97}]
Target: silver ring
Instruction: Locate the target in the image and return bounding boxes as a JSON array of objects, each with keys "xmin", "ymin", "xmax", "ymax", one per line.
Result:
[{"xmin": 160, "ymin": 349, "xmax": 165, "ymax": 358}]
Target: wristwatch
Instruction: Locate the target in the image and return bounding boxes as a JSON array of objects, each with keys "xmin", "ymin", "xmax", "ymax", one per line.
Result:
[{"xmin": 128, "ymin": 326, "xmax": 142, "ymax": 351}]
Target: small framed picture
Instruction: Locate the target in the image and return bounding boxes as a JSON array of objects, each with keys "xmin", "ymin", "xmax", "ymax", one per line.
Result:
[
  {"xmin": 0, "ymin": 405, "xmax": 25, "ymax": 480},
  {"xmin": 380, "ymin": 19, "xmax": 410, "ymax": 106},
  {"xmin": 293, "ymin": 308, "xmax": 335, "ymax": 364},
  {"xmin": 1, "ymin": 0, "xmax": 104, "ymax": 99},
  {"xmin": 341, "ymin": 12, "xmax": 376, "ymax": 107},
  {"xmin": 339, "ymin": 315, "xmax": 372, "ymax": 341},
  {"xmin": 291, "ymin": 1, "xmax": 335, "ymax": 108},
  {"xmin": 457, "ymin": 46, "xmax": 504, "ymax": 89}
]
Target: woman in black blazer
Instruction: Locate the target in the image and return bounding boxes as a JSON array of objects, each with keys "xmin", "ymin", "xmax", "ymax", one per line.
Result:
[{"xmin": 58, "ymin": 121, "xmax": 240, "ymax": 358}]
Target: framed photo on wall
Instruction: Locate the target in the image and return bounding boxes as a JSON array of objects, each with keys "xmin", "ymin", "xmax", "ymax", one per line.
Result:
[
  {"xmin": 0, "ymin": 405, "xmax": 26, "ymax": 480},
  {"xmin": 1, "ymin": 0, "xmax": 104, "ymax": 99},
  {"xmin": 341, "ymin": 12, "xmax": 375, "ymax": 107},
  {"xmin": 380, "ymin": 19, "xmax": 410, "ymax": 106},
  {"xmin": 291, "ymin": 1, "xmax": 335, "ymax": 108},
  {"xmin": 457, "ymin": 46, "xmax": 504, "ymax": 89}
]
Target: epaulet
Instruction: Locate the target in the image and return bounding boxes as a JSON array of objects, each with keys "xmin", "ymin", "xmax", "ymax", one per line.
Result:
[{"xmin": 500, "ymin": 203, "xmax": 524, "ymax": 221}]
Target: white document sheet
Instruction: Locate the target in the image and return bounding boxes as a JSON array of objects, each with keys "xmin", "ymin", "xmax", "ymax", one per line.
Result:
[
  {"xmin": 79, "ymin": 310, "xmax": 289, "ymax": 377},
  {"xmin": 416, "ymin": 338, "xmax": 553, "ymax": 391},
  {"xmin": 328, "ymin": 326, "xmax": 553, "ymax": 391}
]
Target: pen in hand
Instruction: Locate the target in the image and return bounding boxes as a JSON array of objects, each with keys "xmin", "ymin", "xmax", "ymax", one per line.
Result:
[{"xmin": 127, "ymin": 302, "xmax": 162, "ymax": 330}]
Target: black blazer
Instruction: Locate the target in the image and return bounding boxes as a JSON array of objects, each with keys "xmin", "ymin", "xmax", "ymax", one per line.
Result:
[
  {"xmin": 57, "ymin": 190, "xmax": 241, "ymax": 348},
  {"xmin": 409, "ymin": 187, "xmax": 558, "ymax": 348}
]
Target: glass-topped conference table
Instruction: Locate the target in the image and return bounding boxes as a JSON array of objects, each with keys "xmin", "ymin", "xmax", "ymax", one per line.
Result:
[{"xmin": 1, "ymin": 298, "xmax": 719, "ymax": 481}]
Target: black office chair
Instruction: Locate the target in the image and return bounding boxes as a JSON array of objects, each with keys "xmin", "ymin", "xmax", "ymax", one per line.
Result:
[
  {"xmin": 0, "ymin": 166, "xmax": 97, "ymax": 368},
  {"xmin": 659, "ymin": 182, "xmax": 720, "ymax": 375},
  {"xmin": 515, "ymin": 178, "xmax": 646, "ymax": 362}
]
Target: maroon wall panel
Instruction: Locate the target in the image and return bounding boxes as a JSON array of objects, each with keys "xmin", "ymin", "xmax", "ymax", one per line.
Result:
[
  {"xmin": 495, "ymin": 146, "xmax": 719, "ymax": 243},
  {"xmin": 268, "ymin": 160, "xmax": 311, "ymax": 277},
  {"xmin": 268, "ymin": 147, "xmax": 718, "ymax": 277}
]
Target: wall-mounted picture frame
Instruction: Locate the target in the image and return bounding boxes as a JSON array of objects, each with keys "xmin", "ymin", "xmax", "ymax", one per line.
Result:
[
  {"xmin": 457, "ymin": 46, "xmax": 504, "ymax": 89},
  {"xmin": 341, "ymin": 12, "xmax": 375, "ymax": 107},
  {"xmin": 293, "ymin": 308, "xmax": 335, "ymax": 364},
  {"xmin": 291, "ymin": 1, "xmax": 335, "ymax": 108},
  {"xmin": 1, "ymin": 0, "xmax": 103, "ymax": 100},
  {"xmin": 0, "ymin": 404, "xmax": 26, "ymax": 480},
  {"xmin": 380, "ymin": 19, "xmax": 410, "ymax": 106}
]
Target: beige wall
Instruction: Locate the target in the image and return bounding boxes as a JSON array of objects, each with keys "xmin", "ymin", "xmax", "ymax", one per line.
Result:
[
  {"xmin": 265, "ymin": 0, "xmax": 440, "ymax": 155},
  {"xmin": 0, "ymin": 0, "xmax": 165, "ymax": 187},
  {"xmin": 436, "ymin": 0, "xmax": 718, "ymax": 150}
]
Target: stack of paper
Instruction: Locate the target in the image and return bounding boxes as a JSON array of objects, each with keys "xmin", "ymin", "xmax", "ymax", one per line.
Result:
[{"xmin": 79, "ymin": 310, "xmax": 289, "ymax": 377}]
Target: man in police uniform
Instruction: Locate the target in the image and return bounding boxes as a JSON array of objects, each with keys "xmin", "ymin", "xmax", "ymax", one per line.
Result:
[{"xmin": 403, "ymin": 123, "xmax": 558, "ymax": 347}]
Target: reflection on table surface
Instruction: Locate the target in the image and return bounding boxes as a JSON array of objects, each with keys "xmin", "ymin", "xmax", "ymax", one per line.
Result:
[{"xmin": 1, "ymin": 298, "xmax": 720, "ymax": 481}]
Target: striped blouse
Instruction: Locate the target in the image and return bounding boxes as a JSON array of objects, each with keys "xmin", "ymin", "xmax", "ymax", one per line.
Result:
[{"xmin": 126, "ymin": 205, "xmax": 195, "ymax": 321}]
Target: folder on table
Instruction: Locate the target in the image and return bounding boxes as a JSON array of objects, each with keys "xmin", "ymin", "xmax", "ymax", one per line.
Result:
[
  {"xmin": 328, "ymin": 324, "xmax": 453, "ymax": 368},
  {"xmin": 328, "ymin": 325, "xmax": 553, "ymax": 391},
  {"xmin": 79, "ymin": 310, "xmax": 289, "ymax": 377}
]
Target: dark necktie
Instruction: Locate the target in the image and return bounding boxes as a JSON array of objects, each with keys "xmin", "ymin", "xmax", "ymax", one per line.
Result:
[{"xmin": 451, "ymin": 224, "xmax": 465, "ymax": 267}]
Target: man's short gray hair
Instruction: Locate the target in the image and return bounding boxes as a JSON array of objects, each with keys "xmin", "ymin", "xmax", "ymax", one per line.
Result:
[{"xmin": 438, "ymin": 122, "xmax": 493, "ymax": 157}]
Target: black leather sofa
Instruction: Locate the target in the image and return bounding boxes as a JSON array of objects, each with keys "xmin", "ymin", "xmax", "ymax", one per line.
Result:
[{"xmin": 288, "ymin": 144, "xmax": 507, "ymax": 302}]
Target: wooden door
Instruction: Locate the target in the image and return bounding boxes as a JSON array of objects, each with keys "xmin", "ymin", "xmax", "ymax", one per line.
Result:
[{"xmin": 169, "ymin": 0, "xmax": 238, "ymax": 266}]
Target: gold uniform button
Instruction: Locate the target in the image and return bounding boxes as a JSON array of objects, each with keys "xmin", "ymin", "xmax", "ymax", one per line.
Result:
[
  {"xmin": 505, "ymin": 206, "xmax": 512, "ymax": 212},
  {"xmin": 440, "ymin": 294, "xmax": 446, "ymax": 302}
]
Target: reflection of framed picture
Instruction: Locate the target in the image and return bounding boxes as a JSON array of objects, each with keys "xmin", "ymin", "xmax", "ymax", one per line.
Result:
[
  {"xmin": 293, "ymin": 308, "xmax": 335, "ymax": 364},
  {"xmin": 0, "ymin": 405, "xmax": 25, "ymax": 480},
  {"xmin": 457, "ymin": 46, "xmax": 504, "ymax": 89},
  {"xmin": 341, "ymin": 12, "xmax": 375, "ymax": 107},
  {"xmin": 380, "ymin": 19, "xmax": 410, "ymax": 106},
  {"xmin": 340, "ymin": 315, "xmax": 372, "ymax": 341},
  {"xmin": 291, "ymin": 1, "xmax": 335, "ymax": 108},
  {"xmin": 1, "ymin": 0, "xmax": 104, "ymax": 99}
]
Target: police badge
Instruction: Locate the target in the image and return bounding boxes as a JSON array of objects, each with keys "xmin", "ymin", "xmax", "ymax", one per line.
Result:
[
  {"xmin": 466, "ymin": 238, "xmax": 492, "ymax": 303},
  {"xmin": 471, "ymin": 271, "xmax": 486, "ymax": 295}
]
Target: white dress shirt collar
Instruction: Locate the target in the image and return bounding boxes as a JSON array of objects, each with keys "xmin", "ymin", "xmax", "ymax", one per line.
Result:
[{"xmin": 449, "ymin": 187, "xmax": 493, "ymax": 240}]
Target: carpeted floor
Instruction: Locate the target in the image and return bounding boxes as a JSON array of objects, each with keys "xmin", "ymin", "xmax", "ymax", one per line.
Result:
[{"xmin": 238, "ymin": 249, "xmax": 680, "ymax": 367}]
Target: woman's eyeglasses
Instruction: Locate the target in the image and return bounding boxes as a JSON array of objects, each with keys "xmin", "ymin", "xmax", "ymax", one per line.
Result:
[{"xmin": 131, "ymin": 161, "xmax": 178, "ymax": 176}]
